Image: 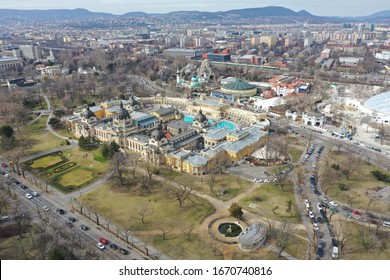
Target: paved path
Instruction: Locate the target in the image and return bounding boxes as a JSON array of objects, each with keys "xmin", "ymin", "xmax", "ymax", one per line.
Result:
[{"xmin": 20, "ymin": 144, "xmax": 77, "ymax": 163}]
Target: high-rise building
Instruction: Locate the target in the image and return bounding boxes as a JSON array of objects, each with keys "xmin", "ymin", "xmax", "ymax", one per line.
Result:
[
  {"xmin": 19, "ymin": 44, "xmax": 40, "ymax": 60},
  {"xmin": 195, "ymin": 37, "xmax": 205, "ymax": 47}
]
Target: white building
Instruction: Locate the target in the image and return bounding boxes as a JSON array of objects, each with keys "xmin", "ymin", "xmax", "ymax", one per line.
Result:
[
  {"xmin": 302, "ymin": 112, "xmax": 326, "ymax": 127},
  {"xmin": 253, "ymin": 97, "xmax": 286, "ymax": 112},
  {"xmin": 375, "ymin": 51, "xmax": 390, "ymax": 61},
  {"xmin": 239, "ymin": 222, "xmax": 267, "ymax": 251},
  {"xmin": 363, "ymin": 91, "xmax": 390, "ymax": 125}
]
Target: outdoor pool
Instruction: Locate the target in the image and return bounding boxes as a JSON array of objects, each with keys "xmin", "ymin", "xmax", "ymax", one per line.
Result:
[{"xmin": 184, "ymin": 116, "xmax": 236, "ymax": 131}]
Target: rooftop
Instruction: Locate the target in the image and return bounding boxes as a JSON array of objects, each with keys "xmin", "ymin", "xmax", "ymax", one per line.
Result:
[{"xmin": 222, "ymin": 79, "xmax": 256, "ymax": 91}]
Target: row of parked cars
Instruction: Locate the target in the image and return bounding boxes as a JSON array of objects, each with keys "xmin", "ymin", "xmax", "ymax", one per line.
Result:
[{"xmin": 97, "ymin": 237, "xmax": 129, "ymax": 255}]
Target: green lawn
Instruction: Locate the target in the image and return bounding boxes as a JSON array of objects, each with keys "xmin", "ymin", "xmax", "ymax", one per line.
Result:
[
  {"xmin": 239, "ymin": 183, "xmax": 300, "ymax": 223},
  {"xmin": 53, "ymin": 127, "xmax": 75, "ymax": 139},
  {"xmin": 287, "ymin": 145, "xmax": 304, "ymax": 163},
  {"xmin": 63, "ymin": 147, "xmax": 108, "ymax": 173},
  {"xmin": 30, "ymin": 154, "xmax": 64, "ymax": 169},
  {"xmin": 57, "ymin": 168, "xmax": 95, "ymax": 188},
  {"xmin": 25, "ymin": 148, "xmax": 108, "ymax": 193},
  {"xmin": 323, "ymin": 151, "xmax": 390, "ymax": 214}
]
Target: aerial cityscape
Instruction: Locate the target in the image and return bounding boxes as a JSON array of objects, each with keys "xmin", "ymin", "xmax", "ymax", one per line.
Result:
[{"xmin": 1, "ymin": 2, "xmax": 390, "ymax": 261}]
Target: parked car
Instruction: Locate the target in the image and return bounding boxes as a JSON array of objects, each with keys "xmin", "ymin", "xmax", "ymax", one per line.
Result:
[
  {"xmin": 308, "ymin": 211, "xmax": 315, "ymax": 219},
  {"xmin": 1, "ymin": 215, "xmax": 12, "ymax": 221},
  {"xmin": 42, "ymin": 205, "xmax": 50, "ymax": 212},
  {"xmin": 56, "ymin": 208, "xmax": 65, "ymax": 214},
  {"xmin": 25, "ymin": 193, "xmax": 33, "ymax": 199},
  {"xmin": 20, "ymin": 184, "xmax": 27, "ymax": 189},
  {"xmin": 97, "ymin": 242, "xmax": 105, "ymax": 250},
  {"xmin": 120, "ymin": 248, "xmax": 129, "ymax": 255},
  {"xmin": 65, "ymin": 221, "xmax": 73, "ymax": 228},
  {"xmin": 341, "ymin": 205, "xmax": 352, "ymax": 212},
  {"xmin": 328, "ymin": 201, "xmax": 339, "ymax": 207},
  {"xmin": 80, "ymin": 224, "xmax": 89, "ymax": 231},
  {"xmin": 109, "ymin": 244, "xmax": 118, "ymax": 250},
  {"xmin": 1, "ymin": 162, "xmax": 7, "ymax": 167},
  {"xmin": 317, "ymin": 203, "xmax": 323, "ymax": 211},
  {"xmin": 68, "ymin": 217, "xmax": 77, "ymax": 222},
  {"xmin": 32, "ymin": 192, "xmax": 39, "ymax": 197},
  {"xmin": 316, "ymin": 247, "xmax": 324, "ymax": 257},
  {"xmin": 99, "ymin": 237, "xmax": 109, "ymax": 245}
]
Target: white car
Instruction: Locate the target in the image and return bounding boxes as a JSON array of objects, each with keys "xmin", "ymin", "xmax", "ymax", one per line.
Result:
[
  {"xmin": 97, "ymin": 242, "xmax": 105, "ymax": 250},
  {"xmin": 308, "ymin": 211, "xmax": 315, "ymax": 219},
  {"xmin": 32, "ymin": 192, "xmax": 39, "ymax": 197},
  {"xmin": 25, "ymin": 193, "xmax": 33, "ymax": 199},
  {"xmin": 317, "ymin": 203, "xmax": 323, "ymax": 211},
  {"xmin": 254, "ymin": 178, "xmax": 263, "ymax": 183},
  {"xmin": 42, "ymin": 205, "xmax": 50, "ymax": 211},
  {"xmin": 304, "ymin": 199, "xmax": 310, "ymax": 205},
  {"xmin": 329, "ymin": 201, "xmax": 339, "ymax": 207}
]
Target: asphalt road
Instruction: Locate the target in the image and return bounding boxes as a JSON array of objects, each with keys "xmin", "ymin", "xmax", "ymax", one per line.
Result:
[{"xmin": 0, "ymin": 167, "xmax": 145, "ymax": 260}]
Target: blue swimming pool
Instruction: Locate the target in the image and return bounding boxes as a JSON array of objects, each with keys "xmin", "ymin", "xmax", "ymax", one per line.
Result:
[
  {"xmin": 215, "ymin": 121, "xmax": 236, "ymax": 131},
  {"xmin": 183, "ymin": 116, "xmax": 236, "ymax": 131}
]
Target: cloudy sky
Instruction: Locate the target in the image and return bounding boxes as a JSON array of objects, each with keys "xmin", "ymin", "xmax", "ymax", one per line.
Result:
[{"xmin": 0, "ymin": 0, "xmax": 388, "ymax": 16}]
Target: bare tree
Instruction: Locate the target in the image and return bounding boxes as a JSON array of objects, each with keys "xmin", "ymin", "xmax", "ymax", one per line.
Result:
[
  {"xmin": 276, "ymin": 221, "xmax": 295, "ymax": 257},
  {"xmin": 131, "ymin": 203, "xmax": 153, "ymax": 224},
  {"xmin": 365, "ymin": 191, "xmax": 379, "ymax": 214},
  {"xmin": 340, "ymin": 153, "xmax": 361, "ymax": 180},
  {"xmin": 181, "ymin": 220, "xmax": 197, "ymax": 241},
  {"xmin": 108, "ymin": 152, "xmax": 129, "ymax": 186},
  {"xmin": 171, "ymin": 184, "xmax": 196, "ymax": 208},
  {"xmin": 127, "ymin": 152, "xmax": 140, "ymax": 180},
  {"xmin": 206, "ymin": 239, "xmax": 223, "ymax": 257}
]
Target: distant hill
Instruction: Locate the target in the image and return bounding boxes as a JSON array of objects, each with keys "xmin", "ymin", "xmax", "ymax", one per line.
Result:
[
  {"xmin": 121, "ymin": 11, "xmax": 149, "ymax": 18},
  {"xmin": 0, "ymin": 8, "xmax": 114, "ymax": 21},
  {"xmin": 223, "ymin": 6, "xmax": 314, "ymax": 17},
  {"xmin": 365, "ymin": 10, "xmax": 390, "ymax": 19},
  {"xmin": 0, "ymin": 6, "xmax": 389, "ymax": 25}
]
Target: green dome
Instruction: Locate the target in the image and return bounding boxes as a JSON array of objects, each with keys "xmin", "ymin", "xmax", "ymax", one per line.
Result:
[{"xmin": 222, "ymin": 79, "xmax": 255, "ymax": 91}]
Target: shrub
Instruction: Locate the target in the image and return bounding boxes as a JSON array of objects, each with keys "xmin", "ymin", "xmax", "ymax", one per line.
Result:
[
  {"xmin": 338, "ymin": 183, "xmax": 348, "ymax": 191},
  {"xmin": 228, "ymin": 202, "xmax": 243, "ymax": 219},
  {"xmin": 371, "ymin": 170, "xmax": 390, "ymax": 183},
  {"xmin": 331, "ymin": 163, "xmax": 340, "ymax": 170}
]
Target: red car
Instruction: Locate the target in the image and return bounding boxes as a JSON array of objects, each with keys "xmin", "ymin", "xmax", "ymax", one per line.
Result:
[
  {"xmin": 99, "ymin": 237, "xmax": 109, "ymax": 245},
  {"xmin": 353, "ymin": 210, "xmax": 362, "ymax": 215}
]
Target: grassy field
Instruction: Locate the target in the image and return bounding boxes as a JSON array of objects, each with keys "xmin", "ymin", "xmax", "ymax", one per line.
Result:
[
  {"xmin": 30, "ymin": 154, "xmax": 64, "ymax": 169},
  {"xmin": 78, "ymin": 183, "xmax": 215, "ymax": 232},
  {"xmin": 26, "ymin": 147, "xmax": 108, "ymax": 193},
  {"xmin": 63, "ymin": 147, "xmax": 108, "ymax": 173},
  {"xmin": 158, "ymin": 168, "xmax": 252, "ymax": 201},
  {"xmin": 323, "ymin": 151, "xmax": 390, "ymax": 214},
  {"xmin": 151, "ymin": 234, "xmax": 223, "ymax": 260},
  {"xmin": 331, "ymin": 218, "xmax": 390, "ymax": 260},
  {"xmin": 287, "ymin": 145, "xmax": 304, "ymax": 164},
  {"xmin": 53, "ymin": 127, "xmax": 75, "ymax": 139},
  {"xmin": 239, "ymin": 182, "xmax": 300, "ymax": 223},
  {"xmin": 57, "ymin": 168, "xmax": 95, "ymax": 188}
]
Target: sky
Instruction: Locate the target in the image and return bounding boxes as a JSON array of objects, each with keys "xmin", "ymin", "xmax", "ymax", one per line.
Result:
[{"xmin": 0, "ymin": 0, "xmax": 389, "ymax": 17}]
